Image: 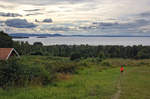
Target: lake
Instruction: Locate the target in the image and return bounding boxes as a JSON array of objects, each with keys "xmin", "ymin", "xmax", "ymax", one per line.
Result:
[{"xmin": 13, "ymin": 37, "xmax": 150, "ymax": 46}]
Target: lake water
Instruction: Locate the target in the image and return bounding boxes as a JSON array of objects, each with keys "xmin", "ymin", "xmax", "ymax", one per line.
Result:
[{"xmin": 13, "ymin": 37, "xmax": 150, "ymax": 46}]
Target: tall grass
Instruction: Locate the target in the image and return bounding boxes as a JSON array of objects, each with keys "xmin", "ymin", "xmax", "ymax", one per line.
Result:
[{"xmin": 0, "ymin": 66, "xmax": 120, "ymax": 99}]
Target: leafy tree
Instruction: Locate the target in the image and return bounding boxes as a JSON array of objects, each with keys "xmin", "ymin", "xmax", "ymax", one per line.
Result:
[
  {"xmin": 136, "ymin": 48, "xmax": 150, "ymax": 59},
  {"xmin": 33, "ymin": 42, "xmax": 43, "ymax": 46},
  {"xmin": 70, "ymin": 52, "xmax": 81, "ymax": 61},
  {"xmin": 0, "ymin": 31, "xmax": 13, "ymax": 48},
  {"xmin": 98, "ymin": 51, "xmax": 106, "ymax": 61}
]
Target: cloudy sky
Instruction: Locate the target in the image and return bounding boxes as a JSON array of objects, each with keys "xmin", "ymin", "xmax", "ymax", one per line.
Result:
[{"xmin": 0, "ymin": 0, "xmax": 150, "ymax": 35}]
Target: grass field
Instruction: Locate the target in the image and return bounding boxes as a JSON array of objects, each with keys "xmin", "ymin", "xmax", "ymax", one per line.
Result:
[
  {"xmin": 120, "ymin": 66, "xmax": 150, "ymax": 99},
  {"xmin": 0, "ymin": 56, "xmax": 150, "ymax": 99}
]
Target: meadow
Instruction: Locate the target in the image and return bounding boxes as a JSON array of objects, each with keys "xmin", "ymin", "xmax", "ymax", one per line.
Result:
[{"xmin": 0, "ymin": 56, "xmax": 150, "ymax": 99}]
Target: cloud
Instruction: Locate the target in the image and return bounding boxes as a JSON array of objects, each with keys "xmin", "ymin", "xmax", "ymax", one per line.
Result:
[
  {"xmin": 92, "ymin": 19, "xmax": 150, "ymax": 29},
  {"xmin": 1, "ymin": 0, "xmax": 93, "ymax": 5},
  {"xmin": 5, "ymin": 19, "xmax": 37, "ymax": 28},
  {"xmin": 0, "ymin": 12, "xmax": 22, "ymax": 17},
  {"xmin": 43, "ymin": 18, "xmax": 53, "ymax": 23},
  {"xmin": 35, "ymin": 19, "xmax": 39, "ymax": 22},
  {"xmin": 0, "ymin": 3, "xmax": 16, "ymax": 9},
  {"xmin": 24, "ymin": 9, "xmax": 42, "ymax": 12},
  {"xmin": 139, "ymin": 12, "xmax": 150, "ymax": 17},
  {"xmin": 26, "ymin": 13, "xmax": 43, "ymax": 16},
  {"xmin": 77, "ymin": 19, "xmax": 150, "ymax": 34},
  {"xmin": 48, "ymin": 27, "xmax": 70, "ymax": 31},
  {"xmin": 1, "ymin": 0, "xmax": 150, "ymax": 35},
  {"xmin": 0, "ymin": 20, "xmax": 4, "ymax": 23},
  {"xmin": 0, "ymin": 5, "xmax": 10, "ymax": 8}
]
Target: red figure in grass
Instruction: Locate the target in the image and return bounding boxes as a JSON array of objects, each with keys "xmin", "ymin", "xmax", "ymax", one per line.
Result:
[{"xmin": 120, "ymin": 65, "xmax": 124, "ymax": 72}]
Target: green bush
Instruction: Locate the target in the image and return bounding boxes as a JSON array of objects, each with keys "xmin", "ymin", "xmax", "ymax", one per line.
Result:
[
  {"xmin": 136, "ymin": 48, "xmax": 150, "ymax": 59},
  {"xmin": 101, "ymin": 61, "xmax": 111, "ymax": 66},
  {"xmin": 0, "ymin": 58, "xmax": 27, "ymax": 88},
  {"xmin": 0, "ymin": 58, "xmax": 54, "ymax": 88},
  {"xmin": 30, "ymin": 51, "xmax": 43, "ymax": 55},
  {"xmin": 98, "ymin": 51, "xmax": 106, "ymax": 60},
  {"xmin": 46, "ymin": 61, "xmax": 78, "ymax": 74},
  {"xmin": 70, "ymin": 52, "xmax": 81, "ymax": 61}
]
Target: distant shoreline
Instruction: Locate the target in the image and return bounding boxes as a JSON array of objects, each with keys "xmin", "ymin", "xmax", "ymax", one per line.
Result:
[{"xmin": 10, "ymin": 33, "xmax": 150, "ymax": 39}]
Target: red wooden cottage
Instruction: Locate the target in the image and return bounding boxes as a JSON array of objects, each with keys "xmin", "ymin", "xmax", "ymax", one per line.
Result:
[{"xmin": 0, "ymin": 48, "xmax": 20, "ymax": 60}]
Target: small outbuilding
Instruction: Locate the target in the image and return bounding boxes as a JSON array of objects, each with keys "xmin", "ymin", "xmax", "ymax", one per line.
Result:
[{"xmin": 0, "ymin": 48, "xmax": 20, "ymax": 60}]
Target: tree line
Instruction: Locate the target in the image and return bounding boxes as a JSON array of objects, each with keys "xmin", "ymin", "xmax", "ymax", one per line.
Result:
[{"xmin": 1, "ymin": 31, "xmax": 150, "ymax": 59}]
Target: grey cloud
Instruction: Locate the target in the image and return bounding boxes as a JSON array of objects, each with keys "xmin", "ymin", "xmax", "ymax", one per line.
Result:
[
  {"xmin": 2, "ymin": 0, "xmax": 93, "ymax": 5},
  {"xmin": 0, "ymin": 20, "xmax": 4, "ymax": 23},
  {"xmin": 0, "ymin": 12, "xmax": 22, "ymax": 17},
  {"xmin": 35, "ymin": 19, "xmax": 39, "ymax": 22},
  {"xmin": 0, "ymin": 20, "xmax": 5, "ymax": 27},
  {"xmin": 77, "ymin": 19, "xmax": 150, "ymax": 34},
  {"xmin": 5, "ymin": 19, "xmax": 37, "ymax": 28},
  {"xmin": 26, "ymin": 13, "xmax": 43, "ymax": 16},
  {"xmin": 0, "ymin": 5, "xmax": 9, "ymax": 8},
  {"xmin": 92, "ymin": 19, "xmax": 150, "ymax": 29},
  {"xmin": 140, "ymin": 12, "xmax": 150, "ymax": 17},
  {"xmin": 43, "ymin": 18, "xmax": 53, "ymax": 23},
  {"xmin": 49, "ymin": 27, "xmax": 70, "ymax": 31},
  {"xmin": 0, "ymin": 4, "xmax": 15, "ymax": 9},
  {"xmin": 24, "ymin": 9, "xmax": 41, "ymax": 12}
]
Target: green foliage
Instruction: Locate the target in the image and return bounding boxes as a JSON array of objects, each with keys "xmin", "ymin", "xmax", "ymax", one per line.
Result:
[
  {"xmin": 101, "ymin": 61, "xmax": 112, "ymax": 66},
  {"xmin": 0, "ymin": 58, "xmax": 27, "ymax": 88},
  {"xmin": 33, "ymin": 42, "xmax": 43, "ymax": 46},
  {"xmin": 30, "ymin": 51, "xmax": 43, "ymax": 56},
  {"xmin": 13, "ymin": 43, "xmax": 150, "ymax": 59},
  {"xmin": 70, "ymin": 52, "xmax": 81, "ymax": 61},
  {"xmin": 0, "ymin": 31, "xmax": 13, "ymax": 48},
  {"xmin": 136, "ymin": 48, "xmax": 150, "ymax": 59},
  {"xmin": 97, "ymin": 51, "xmax": 106, "ymax": 62},
  {"xmin": 0, "ymin": 58, "xmax": 54, "ymax": 88}
]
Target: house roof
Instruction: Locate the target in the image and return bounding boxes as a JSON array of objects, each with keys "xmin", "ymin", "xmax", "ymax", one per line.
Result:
[{"xmin": 0, "ymin": 48, "xmax": 19, "ymax": 60}]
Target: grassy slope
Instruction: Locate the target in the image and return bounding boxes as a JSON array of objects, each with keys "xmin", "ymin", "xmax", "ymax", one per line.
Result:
[
  {"xmin": 0, "ymin": 67, "xmax": 120, "ymax": 99},
  {"xmin": 0, "ymin": 56, "xmax": 150, "ymax": 99}
]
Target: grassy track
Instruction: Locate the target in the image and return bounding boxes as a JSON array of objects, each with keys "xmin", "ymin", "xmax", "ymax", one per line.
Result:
[{"xmin": 120, "ymin": 66, "xmax": 150, "ymax": 99}]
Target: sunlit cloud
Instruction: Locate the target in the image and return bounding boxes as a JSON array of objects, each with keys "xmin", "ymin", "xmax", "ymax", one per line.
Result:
[{"xmin": 0, "ymin": 0, "xmax": 150, "ymax": 35}]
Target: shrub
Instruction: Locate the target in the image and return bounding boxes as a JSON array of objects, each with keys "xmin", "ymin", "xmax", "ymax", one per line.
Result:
[
  {"xmin": 136, "ymin": 49, "xmax": 150, "ymax": 59},
  {"xmin": 30, "ymin": 51, "xmax": 43, "ymax": 55},
  {"xmin": 0, "ymin": 58, "xmax": 54, "ymax": 88},
  {"xmin": 0, "ymin": 58, "xmax": 27, "ymax": 88},
  {"xmin": 45, "ymin": 61, "xmax": 78, "ymax": 74},
  {"xmin": 98, "ymin": 52, "xmax": 106, "ymax": 60},
  {"xmin": 101, "ymin": 61, "xmax": 111, "ymax": 66},
  {"xmin": 33, "ymin": 42, "xmax": 43, "ymax": 46},
  {"xmin": 70, "ymin": 52, "xmax": 81, "ymax": 61}
]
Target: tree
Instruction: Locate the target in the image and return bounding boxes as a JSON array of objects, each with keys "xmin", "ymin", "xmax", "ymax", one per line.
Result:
[
  {"xmin": 136, "ymin": 48, "xmax": 150, "ymax": 59},
  {"xmin": 98, "ymin": 51, "xmax": 106, "ymax": 61},
  {"xmin": 0, "ymin": 31, "xmax": 13, "ymax": 48},
  {"xmin": 33, "ymin": 42, "xmax": 43, "ymax": 46},
  {"xmin": 70, "ymin": 52, "xmax": 81, "ymax": 61}
]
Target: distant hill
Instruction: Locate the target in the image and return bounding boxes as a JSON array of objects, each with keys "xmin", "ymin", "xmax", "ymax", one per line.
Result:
[
  {"xmin": 9, "ymin": 33, "xmax": 63, "ymax": 38},
  {"xmin": 9, "ymin": 33, "xmax": 150, "ymax": 38}
]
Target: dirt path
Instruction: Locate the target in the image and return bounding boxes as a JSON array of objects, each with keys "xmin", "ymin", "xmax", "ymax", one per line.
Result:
[{"xmin": 112, "ymin": 72, "xmax": 125, "ymax": 99}]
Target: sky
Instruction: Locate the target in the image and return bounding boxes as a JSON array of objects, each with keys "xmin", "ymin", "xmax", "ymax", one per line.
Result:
[{"xmin": 0, "ymin": 0, "xmax": 150, "ymax": 35}]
